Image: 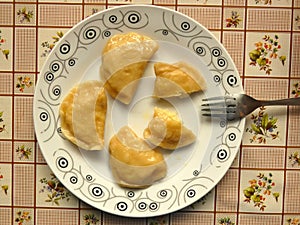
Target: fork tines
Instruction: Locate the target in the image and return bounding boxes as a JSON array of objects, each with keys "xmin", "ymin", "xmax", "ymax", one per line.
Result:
[{"xmin": 201, "ymin": 95, "xmax": 236, "ymax": 119}]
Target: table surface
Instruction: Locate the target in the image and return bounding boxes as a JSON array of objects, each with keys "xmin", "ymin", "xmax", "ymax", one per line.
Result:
[{"xmin": 0, "ymin": 0, "xmax": 300, "ymax": 224}]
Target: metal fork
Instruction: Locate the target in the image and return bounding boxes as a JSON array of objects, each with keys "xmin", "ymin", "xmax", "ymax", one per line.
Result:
[{"xmin": 201, "ymin": 94, "xmax": 300, "ymax": 121}]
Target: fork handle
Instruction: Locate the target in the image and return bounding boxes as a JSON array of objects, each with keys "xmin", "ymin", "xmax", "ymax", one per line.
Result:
[{"xmin": 260, "ymin": 97, "xmax": 300, "ymax": 106}]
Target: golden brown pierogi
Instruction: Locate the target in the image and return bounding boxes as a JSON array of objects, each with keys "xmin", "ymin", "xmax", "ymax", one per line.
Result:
[
  {"xmin": 109, "ymin": 126, "xmax": 167, "ymax": 188},
  {"xmin": 100, "ymin": 32, "xmax": 159, "ymax": 104},
  {"xmin": 153, "ymin": 62, "xmax": 206, "ymax": 98},
  {"xmin": 59, "ymin": 80, "xmax": 107, "ymax": 150},
  {"xmin": 143, "ymin": 107, "xmax": 196, "ymax": 150}
]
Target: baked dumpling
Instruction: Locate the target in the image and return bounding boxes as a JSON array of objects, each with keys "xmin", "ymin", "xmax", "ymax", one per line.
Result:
[
  {"xmin": 153, "ymin": 62, "xmax": 206, "ymax": 98},
  {"xmin": 59, "ymin": 80, "xmax": 107, "ymax": 150},
  {"xmin": 143, "ymin": 107, "xmax": 196, "ymax": 150},
  {"xmin": 100, "ymin": 32, "xmax": 159, "ymax": 104},
  {"xmin": 109, "ymin": 126, "xmax": 167, "ymax": 188}
]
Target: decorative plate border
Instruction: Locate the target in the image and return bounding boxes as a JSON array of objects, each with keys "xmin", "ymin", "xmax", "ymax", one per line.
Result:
[{"xmin": 34, "ymin": 5, "xmax": 245, "ymax": 217}]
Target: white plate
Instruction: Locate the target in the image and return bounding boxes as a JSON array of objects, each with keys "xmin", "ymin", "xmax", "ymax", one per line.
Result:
[{"xmin": 34, "ymin": 5, "xmax": 245, "ymax": 217}]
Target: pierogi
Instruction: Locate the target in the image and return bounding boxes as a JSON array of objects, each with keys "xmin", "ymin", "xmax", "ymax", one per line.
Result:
[
  {"xmin": 109, "ymin": 126, "xmax": 167, "ymax": 188},
  {"xmin": 59, "ymin": 80, "xmax": 107, "ymax": 150},
  {"xmin": 153, "ymin": 61, "xmax": 206, "ymax": 98},
  {"xmin": 100, "ymin": 32, "xmax": 159, "ymax": 104},
  {"xmin": 143, "ymin": 107, "xmax": 196, "ymax": 150}
]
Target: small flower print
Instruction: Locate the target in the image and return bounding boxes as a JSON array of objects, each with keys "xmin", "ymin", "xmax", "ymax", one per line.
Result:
[
  {"xmin": 291, "ymin": 82, "xmax": 300, "ymax": 98},
  {"xmin": 83, "ymin": 213, "xmax": 100, "ymax": 225},
  {"xmin": 91, "ymin": 8, "xmax": 98, "ymax": 15},
  {"xmin": 218, "ymin": 217, "xmax": 235, "ymax": 225},
  {"xmin": 255, "ymin": 0, "xmax": 272, "ymax": 4},
  {"xmin": 246, "ymin": 106, "xmax": 279, "ymax": 144},
  {"xmin": 296, "ymin": 15, "xmax": 300, "ymax": 30},
  {"xmin": 226, "ymin": 11, "xmax": 242, "ymax": 28},
  {"xmin": 41, "ymin": 31, "xmax": 64, "ymax": 57},
  {"xmin": 249, "ymin": 34, "xmax": 286, "ymax": 75},
  {"xmin": 148, "ymin": 216, "xmax": 167, "ymax": 225},
  {"xmin": 39, "ymin": 173, "xmax": 72, "ymax": 205},
  {"xmin": 0, "ymin": 125, "xmax": 5, "ymax": 133},
  {"xmin": 15, "ymin": 210, "xmax": 32, "ymax": 225},
  {"xmin": 17, "ymin": 7, "xmax": 34, "ymax": 23},
  {"xmin": 243, "ymin": 173, "xmax": 279, "ymax": 211},
  {"xmin": 16, "ymin": 76, "xmax": 33, "ymax": 92},
  {"xmin": 0, "ymin": 111, "xmax": 6, "ymax": 134},
  {"xmin": 287, "ymin": 217, "xmax": 300, "ymax": 225},
  {"xmin": 0, "ymin": 168, "xmax": 8, "ymax": 195},
  {"xmin": 0, "ymin": 30, "xmax": 9, "ymax": 60},
  {"xmin": 16, "ymin": 145, "xmax": 32, "ymax": 160},
  {"xmin": 86, "ymin": 8, "xmax": 99, "ymax": 18},
  {"xmin": 288, "ymin": 151, "xmax": 300, "ymax": 167}
]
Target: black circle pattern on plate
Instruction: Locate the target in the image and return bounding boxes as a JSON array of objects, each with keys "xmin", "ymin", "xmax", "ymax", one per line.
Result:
[
  {"xmin": 39, "ymin": 112, "xmax": 48, "ymax": 121},
  {"xmin": 138, "ymin": 202, "xmax": 147, "ymax": 210},
  {"xmin": 109, "ymin": 15, "xmax": 118, "ymax": 23},
  {"xmin": 57, "ymin": 127, "xmax": 65, "ymax": 140},
  {"xmin": 217, "ymin": 57, "xmax": 227, "ymax": 67},
  {"xmin": 103, "ymin": 31, "xmax": 111, "ymax": 37},
  {"xmin": 45, "ymin": 72, "xmax": 54, "ymax": 82},
  {"xmin": 84, "ymin": 28, "xmax": 97, "ymax": 40},
  {"xmin": 86, "ymin": 175, "xmax": 93, "ymax": 181},
  {"xmin": 228, "ymin": 133, "xmax": 236, "ymax": 141},
  {"xmin": 217, "ymin": 149, "xmax": 228, "ymax": 161},
  {"xmin": 193, "ymin": 170, "xmax": 199, "ymax": 176},
  {"xmin": 187, "ymin": 189, "xmax": 196, "ymax": 198},
  {"xmin": 227, "ymin": 75, "xmax": 237, "ymax": 86},
  {"xmin": 159, "ymin": 190, "xmax": 167, "ymax": 198},
  {"xmin": 60, "ymin": 43, "xmax": 71, "ymax": 54},
  {"xmin": 58, "ymin": 157, "xmax": 68, "ymax": 168},
  {"xmin": 213, "ymin": 75, "xmax": 221, "ymax": 83},
  {"xmin": 127, "ymin": 191, "xmax": 135, "ymax": 198},
  {"xmin": 196, "ymin": 46, "xmax": 205, "ymax": 56},
  {"xmin": 128, "ymin": 13, "xmax": 140, "ymax": 24},
  {"xmin": 181, "ymin": 22, "xmax": 190, "ymax": 30},
  {"xmin": 57, "ymin": 127, "xmax": 62, "ymax": 133},
  {"xmin": 51, "ymin": 62, "xmax": 60, "ymax": 72},
  {"xmin": 52, "ymin": 86, "xmax": 61, "ymax": 96},
  {"xmin": 68, "ymin": 59, "xmax": 76, "ymax": 67},
  {"xmin": 149, "ymin": 202, "xmax": 158, "ymax": 211},
  {"xmin": 162, "ymin": 30, "xmax": 168, "ymax": 35},
  {"xmin": 220, "ymin": 120, "xmax": 227, "ymax": 128},
  {"xmin": 92, "ymin": 187, "xmax": 103, "ymax": 197},
  {"xmin": 70, "ymin": 176, "xmax": 78, "ymax": 184},
  {"xmin": 117, "ymin": 202, "xmax": 128, "ymax": 211},
  {"xmin": 212, "ymin": 48, "xmax": 221, "ymax": 57}
]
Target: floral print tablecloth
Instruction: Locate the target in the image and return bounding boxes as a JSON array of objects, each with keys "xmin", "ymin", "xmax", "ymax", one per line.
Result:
[{"xmin": 0, "ymin": 0, "xmax": 300, "ymax": 224}]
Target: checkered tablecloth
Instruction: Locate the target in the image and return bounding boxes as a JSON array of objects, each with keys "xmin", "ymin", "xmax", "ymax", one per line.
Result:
[{"xmin": 0, "ymin": 0, "xmax": 300, "ymax": 224}]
